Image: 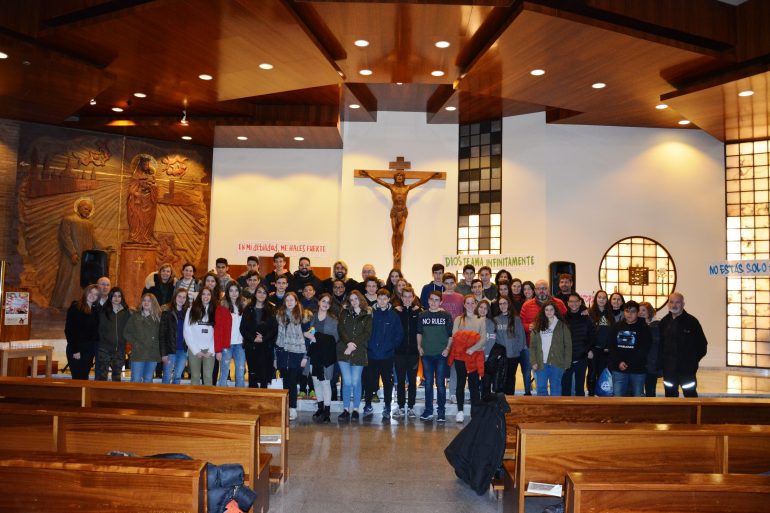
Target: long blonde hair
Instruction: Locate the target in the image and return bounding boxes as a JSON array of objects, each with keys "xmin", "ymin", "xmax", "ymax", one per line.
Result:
[{"xmin": 139, "ymin": 293, "xmax": 162, "ymax": 322}]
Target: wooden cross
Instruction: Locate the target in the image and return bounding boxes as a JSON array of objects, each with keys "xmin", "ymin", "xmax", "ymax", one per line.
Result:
[
  {"xmin": 354, "ymin": 156, "xmax": 445, "ymax": 269},
  {"xmin": 354, "ymin": 155, "xmax": 447, "ymax": 180}
]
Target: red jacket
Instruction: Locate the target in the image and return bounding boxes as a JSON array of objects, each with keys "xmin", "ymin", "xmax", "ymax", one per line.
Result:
[
  {"xmin": 519, "ymin": 297, "xmax": 567, "ymax": 346},
  {"xmin": 214, "ymin": 305, "xmax": 233, "ymax": 353},
  {"xmin": 448, "ymin": 330, "xmax": 486, "ymax": 377}
]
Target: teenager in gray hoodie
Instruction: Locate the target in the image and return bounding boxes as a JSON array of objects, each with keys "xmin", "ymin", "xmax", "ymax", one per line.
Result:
[{"xmin": 493, "ymin": 296, "xmax": 525, "ymax": 394}]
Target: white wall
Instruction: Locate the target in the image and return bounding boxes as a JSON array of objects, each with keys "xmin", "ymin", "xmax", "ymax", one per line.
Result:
[
  {"xmin": 209, "ymin": 147, "xmax": 343, "ymax": 268},
  {"xmin": 209, "ymin": 111, "xmax": 726, "ymax": 367},
  {"xmin": 504, "ymin": 113, "xmax": 726, "ymax": 367},
  {"xmin": 338, "ymin": 111, "xmax": 458, "ymax": 282}
]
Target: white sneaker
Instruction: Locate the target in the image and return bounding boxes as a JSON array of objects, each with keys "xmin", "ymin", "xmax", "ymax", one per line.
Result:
[
  {"xmin": 456, "ymin": 411, "xmax": 465, "ymax": 423},
  {"xmin": 392, "ymin": 408, "xmax": 405, "ymax": 418},
  {"xmin": 289, "ymin": 408, "xmax": 297, "ymax": 421},
  {"xmin": 450, "ymin": 394, "xmax": 457, "ymax": 404},
  {"xmin": 407, "ymin": 408, "xmax": 417, "ymax": 418}
]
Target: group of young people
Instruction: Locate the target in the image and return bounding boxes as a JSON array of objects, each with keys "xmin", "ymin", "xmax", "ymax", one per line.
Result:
[{"xmin": 64, "ymin": 252, "xmax": 708, "ymax": 424}]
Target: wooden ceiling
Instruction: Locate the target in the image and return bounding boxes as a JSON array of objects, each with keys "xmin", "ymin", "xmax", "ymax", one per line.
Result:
[{"xmin": 0, "ymin": 0, "xmax": 768, "ymax": 147}]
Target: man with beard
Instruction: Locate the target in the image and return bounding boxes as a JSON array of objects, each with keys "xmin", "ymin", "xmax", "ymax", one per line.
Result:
[
  {"xmin": 292, "ymin": 256, "xmax": 323, "ymax": 295},
  {"xmin": 323, "ymin": 260, "xmax": 359, "ymax": 295}
]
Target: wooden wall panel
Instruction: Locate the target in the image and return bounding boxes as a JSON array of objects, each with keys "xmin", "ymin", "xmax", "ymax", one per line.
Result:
[{"xmin": 0, "ymin": 120, "xmax": 213, "ymax": 334}]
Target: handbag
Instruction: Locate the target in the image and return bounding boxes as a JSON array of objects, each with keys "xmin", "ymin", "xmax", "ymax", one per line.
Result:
[
  {"xmin": 267, "ymin": 370, "xmax": 283, "ymax": 389},
  {"xmin": 594, "ymin": 367, "xmax": 613, "ymax": 397}
]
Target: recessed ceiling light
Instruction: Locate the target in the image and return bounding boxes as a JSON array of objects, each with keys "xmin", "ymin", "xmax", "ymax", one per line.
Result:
[
  {"xmin": 445, "ymin": 106, "xmax": 456, "ymax": 111},
  {"xmin": 396, "ymin": 82, "xmax": 403, "ymax": 85},
  {"xmin": 431, "ymin": 70, "xmax": 445, "ymax": 77},
  {"xmin": 294, "ymin": 136, "xmax": 305, "ymax": 141},
  {"xmin": 738, "ymin": 90, "xmax": 754, "ymax": 97},
  {"xmin": 259, "ymin": 63, "xmax": 274, "ymax": 70},
  {"xmin": 350, "ymin": 104, "xmax": 360, "ymax": 109},
  {"xmin": 678, "ymin": 120, "xmax": 691, "ymax": 125},
  {"xmin": 435, "ymin": 41, "xmax": 450, "ymax": 49},
  {"xmin": 0, "ymin": 52, "xmax": 8, "ymax": 59},
  {"xmin": 359, "ymin": 69, "xmax": 373, "ymax": 76},
  {"xmin": 111, "ymin": 107, "xmax": 124, "ymax": 112},
  {"xmin": 133, "ymin": 92, "xmax": 147, "ymax": 98},
  {"xmin": 592, "ymin": 82, "xmax": 606, "ymax": 89},
  {"xmin": 530, "ymin": 69, "xmax": 545, "ymax": 76},
  {"xmin": 198, "ymin": 74, "xmax": 213, "ymax": 80},
  {"xmin": 181, "ymin": 136, "xmax": 192, "ymax": 140},
  {"xmin": 237, "ymin": 136, "xmax": 248, "ymax": 141},
  {"xmin": 655, "ymin": 103, "xmax": 668, "ymax": 110},
  {"xmin": 354, "ymin": 39, "xmax": 369, "ymax": 47},
  {"xmin": 89, "ymin": 98, "xmax": 97, "ymax": 106}
]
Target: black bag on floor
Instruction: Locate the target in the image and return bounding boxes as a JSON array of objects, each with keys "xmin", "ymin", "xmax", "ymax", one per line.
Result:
[{"xmin": 444, "ymin": 393, "xmax": 510, "ymax": 495}]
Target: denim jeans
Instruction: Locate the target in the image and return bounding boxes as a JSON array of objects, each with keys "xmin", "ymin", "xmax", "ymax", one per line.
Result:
[
  {"xmin": 534, "ymin": 363, "xmax": 564, "ymax": 396},
  {"xmin": 421, "ymin": 354, "xmax": 447, "ymax": 416},
  {"xmin": 561, "ymin": 358, "xmax": 589, "ymax": 396},
  {"xmin": 338, "ymin": 361, "xmax": 363, "ymax": 412},
  {"xmin": 130, "ymin": 361, "xmax": 157, "ymax": 383},
  {"xmin": 519, "ymin": 347, "xmax": 532, "ymax": 394},
  {"xmin": 612, "ymin": 371, "xmax": 645, "ymax": 397},
  {"xmin": 218, "ymin": 345, "xmax": 246, "ymax": 387},
  {"xmin": 162, "ymin": 350, "xmax": 187, "ymax": 384}
]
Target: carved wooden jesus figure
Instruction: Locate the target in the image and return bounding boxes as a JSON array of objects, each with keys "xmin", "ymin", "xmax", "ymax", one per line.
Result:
[{"xmin": 357, "ymin": 157, "xmax": 444, "ymax": 269}]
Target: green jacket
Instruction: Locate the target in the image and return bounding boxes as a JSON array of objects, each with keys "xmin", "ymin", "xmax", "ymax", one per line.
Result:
[
  {"xmin": 98, "ymin": 307, "xmax": 131, "ymax": 354},
  {"xmin": 530, "ymin": 319, "xmax": 572, "ymax": 370},
  {"xmin": 123, "ymin": 311, "xmax": 161, "ymax": 362},
  {"xmin": 337, "ymin": 306, "xmax": 372, "ymax": 366}
]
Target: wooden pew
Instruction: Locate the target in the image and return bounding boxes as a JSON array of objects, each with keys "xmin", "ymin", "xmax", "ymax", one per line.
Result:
[
  {"xmin": 0, "ymin": 403, "xmax": 269, "ymax": 513},
  {"xmin": 564, "ymin": 471, "xmax": 770, "ymax": 513},
  {"xmin": 0, "ymin": 451, "xmax": 206, "ymax": 513},
  {"xmin": 502, "ymin": 396, "xmax": 770, "ymax": 458},
  {"xmin": 504, "ymin": 422, "xmax": 770, "ymax": 513},
  {"xmin": 0, "ymin": 377, "xmax": 289, "ymax": 483}
]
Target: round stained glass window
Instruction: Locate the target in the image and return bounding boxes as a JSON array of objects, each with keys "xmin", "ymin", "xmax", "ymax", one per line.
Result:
[{"xmin": 598, "ymin": 236, "xmax": 676, "ymax": 310}]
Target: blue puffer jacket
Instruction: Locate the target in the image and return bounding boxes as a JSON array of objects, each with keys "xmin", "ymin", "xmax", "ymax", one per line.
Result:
[{"xmin": 367, "ymin": 304, "xmax": 404, "ymax": 360}]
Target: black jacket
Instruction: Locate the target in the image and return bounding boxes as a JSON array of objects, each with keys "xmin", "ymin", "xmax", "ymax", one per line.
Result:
[
  {"xmin": 659, "ymin": 310, "xmax": 707, "ymax": 376},
  {"xmin": 565, "ymin": 311, "xmax": 596, "ymax": 361},
  {"xmin": 292, "ymin": 270, "xmax": 323, "ymax": 296},
  {"xmin": 323, "ymin": 277, "xmax": 359, "ymax": 295},
  {"xmin": 144, "ymin": 276, "xmax": 176, "ymax": 307},
  {"xmin": 159, "ymin": 305, "xmax": 187, "ymax": 356},
  {"xmin": 396, "ymin": 304, "xmax": 422, "ymax": 356},
  {"xmin": 64, "ymin": 302, "xmax": 100, "ymax": 354},
  {"xmin": 444, "ymin": 393, "xmax": 510, "ymax": 495},
  {"xmin": 240, "ymin": 304, "xmax": 278, "ymax": 350}
]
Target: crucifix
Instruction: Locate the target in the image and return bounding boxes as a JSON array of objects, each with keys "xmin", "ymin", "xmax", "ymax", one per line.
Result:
[{"xmin": 355, "ymin": 156, "xmax": 446, "ymax": 269}]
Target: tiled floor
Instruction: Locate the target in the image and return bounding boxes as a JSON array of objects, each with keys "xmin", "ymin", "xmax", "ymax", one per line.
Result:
[{"xmin": 269, "ymin": 414, "xmax": 508, "ymax": 513}]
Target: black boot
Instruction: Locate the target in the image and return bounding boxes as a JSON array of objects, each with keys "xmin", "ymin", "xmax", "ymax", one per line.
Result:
[
  {"xmin": 322, "ymin": 405, "xmax": 331, "ymax": 423},
  {"xmin": 312, "ymin": 401, "xmax": 324, "ymax": 421}
]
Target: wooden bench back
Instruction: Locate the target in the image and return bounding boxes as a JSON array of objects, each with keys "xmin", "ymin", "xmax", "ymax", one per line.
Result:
[
  {"xmin": 507, "ymin": 422, "xmax": 770, "ymax": 513},
  {"xmin": 0, "ymin": 377, "xmax": 290, "ymax": 481},
  {"xmin": 564, "ymin": 471, "xmax": 770, "ymax": 513},
  {"xmin": 0, "ymin": 450, "xmax": 206, "ymax": 513},
  {"xmin": 0, "ymin": 403, "xmax": 260, "ymax": 487},
  {"xmin": 503, "ymin": 396, "xmax": 770, "ymax": 457}
]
